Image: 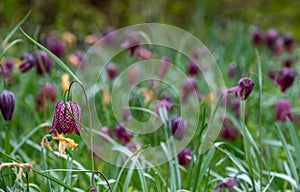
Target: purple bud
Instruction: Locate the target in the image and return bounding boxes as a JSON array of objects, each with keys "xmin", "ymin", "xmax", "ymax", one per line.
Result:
[
  {"xmin": 35, "ymin": 50, "xmax": 52, "ymax": 74},
  {"xmin": 114, "ymin": 124, "xmax": 134, "ymax": 144},
  {"xmin": 266, "ymin": 28, "xmax": 278, "ymax": 49},
  {"xmin": 268, "ymin": 70, "xmax": 277, "ymax": 80},
  {"xmin": 252, "ymin": 28, "xmax": 263, "ymax": 45},
  {"xmin": 171, "ymin": 117, "xmax": 188, "ymax": 140},
  {"xmin": 275, "ymin": 99, "xmax": 293, "ymax": 121},
  {"xmin": 177, "ymin": 148, "xmax": 192, "ymax": 166},
  {"xmin": 220, "ymin": 117, "xmax": 237, "ymax": 140},
  {"xmin": 101, "ymin": 126, "xmax": 111, "ymax": 136},
  {"xmin": 46, "ymin": 37, "xmax": 65, "ymax": 57},
  {"xmin": 228, "ymin": 78, "xmax": 254, "ymax": 100},
  {"xmin": 187, "ymin": 60, "xmax": 200, "ymax": 76},
  {"xmin": 228, "ymin": 63, "xmax": 237, "ymax": 78},
  {"xmin": 276, "ymin": 67, "xmax": 296, "ymax": 92},
  {"xmin": 19, "ymin": 53, "xmax": 36, "ymax": 73},
  {"xmin": 158, "ymin": 56, "xmax": 170, "ymax": 78},
  {"xmin": 213, "ymin": 178, "xmax": 240, "ymax": 192},
  {"xmin": 50, "ymin": 101, "xmax": 82, "ymax": 135},
  {"xmin": 106, "ymin": 63, "xmax": 118, "ymax": 81},
  {"xmin": 283, "ymin": 33, "xmax": 295, "ymax": 52},
  {"xmin": 0, "ymin": 90, "xmax": 15, "ymax": 121}
]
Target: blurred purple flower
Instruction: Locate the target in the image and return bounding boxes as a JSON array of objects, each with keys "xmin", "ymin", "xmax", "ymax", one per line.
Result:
[
  {"xmin": 272, "ymin": 38, "xmax": 284, "ymax": 56},
  {"xmin": 0, "ymin": 90, "xmax": 15, "ymax": 121},
  {"xmin": 213, "ymin": 178, "xmax": 240, "ymax": 192},
  {"xmin": 122, "ymin": 108, "xmax": 132, "ymax": 122},
  {"xmin": 187, "ymin": 60, "xmax": 200, "ymax": 76},
  {"xmin": 265, "ymin": 28, "xmax": 278, "ymax": 49},
  {"xmin": 228, "ymin": 77, "xmax": 254, "ymax": 100},
  {"xmin": 171, "ymin": 117, "xmax": 188, "ymax": 141},
  {"xmin": 276, "ymin": 67, "xmax": 296, "ymax": 92},
  {"xmin": 114, "ymin": 124, "xmax": 134, "ymax": 144},
  {"xmin": 182, "ymin": 77, "xmax": 203, "ymax": 103},
  {"xmin": 50, "ymin": 101, "xmax": 82, "ymax": 136},
  {"xmin": 155, "ymin": 99, "xmax": 172, "ymax": 115},
  {"xmin": 36, "ymin": 83, "xmax": 57, "ymax": 110},
  {"xmin": 220, "ymin": 117, "xmax": 239, "ymax": 141},
  {"xmin": 283, "ymin": 33, "xmax": 295, "ymax": 52},
  {"xmin": 252, "ymin": 28, "xmax": 263, "ymax": 46},
  {"xmin": 177, "ymin": 148, "xmax": 192, "ymax": 166},
  {"xmin": 19, "ymin": 53, "xmax": 36, "ymax": 73},
  {"xmin": 34, "ymin": 50, "xmax": 52, "ymax": 74},
  {"xmin": 228, "ymin": 63, "xmax": 237, "ymax": 78},
  {"xmin": 121, "ymin": 32, "xmax": 140, "ymax": 56},
  {"xmin": 106, "ymin": 63, "xmax": 118, "ymax": 81},
  {"xmin": 158, "ymin": 56, "xmax": 170, "ymax": 78},
  {"xmin": 268, "ymin": 70, "xmax": 277, "ymax": 81},
  {"xmin": 283, "ymin": 58, "xmax": 293, "ymax": 68},
  {"xmin": 275, "ymin": 99, "xmax": 293, "ymax": 121},
  {"xmin": 161, "ymin": 92, "xmax": 172, "ymax": 102},
  {"xmin": 46, "ymin": 37, "xmax": 65, "ymax": 57},
  {"xmin": 0, "ymin": 58, "xmax": 14, "ymax": 79},
  {"xmin": 125, "ymin": 141, "xmax": 141, "ymax": 152},
  {"xmin": 136, "ymin": 47, "xmax": 153, "ymax": 60}
]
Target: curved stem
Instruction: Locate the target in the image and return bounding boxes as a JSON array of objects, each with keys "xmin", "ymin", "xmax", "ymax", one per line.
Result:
[
  {"xmin": 94, "ymin": 171, "xmax": 113, "ymax": 192},
  {"xmin": 234, "ymin": 171, "xmax": 256, "ymax": 192},
  {"xmin": 67, "ymin": 80, "xmax": 94, "ymax": 187}
]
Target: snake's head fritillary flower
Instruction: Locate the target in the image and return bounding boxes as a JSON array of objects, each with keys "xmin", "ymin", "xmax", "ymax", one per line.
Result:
[
  {"xmin": 228, "ymin": 77, "xmax": 254, "ymax": 100},
  {"xmin": 114, "ymin": 124, "xmax": 134, "ymax": 145},
  {"xmin": 252, "ymin": 28, "xmax": 263, "ymax": 46},
  {"xmin": 0, "ymin": 90, "xmax": 15, "ymax": 121},
  {"xmin": 50, "ymin": 101, "xmax": 82, "ymax": 136},
  {"xmin": 182, "ymin": 77, "xmax": 203, "ymax": 103},
  {"xmin": 177, "ymin": 148, "xmax": 192, "ymax": 166},
  {"xmin": 46, "ymin": 37, "xmax": 66, "ymax": 57},
  {"xmin": 155, "ymin": 99, "xmax": 172, "ymax": 115},
  {"xmin": 121, "ymin": 32, "xmax": 140, "ymax": 56},
  {"xmin": 19, "ymin": 53, "xmax": 36, "ymax": 73},
  {"xmin": 0, "ymin": 58, "xmax": 14, "ymax": 79},
  {"xmin": 228, "ymin": 63, "xmax": 237, "ymax": 78},
  {"xmin": 213, "ymin": 178, "xmax": 240, "ymax": 192},
  {"xmin": 283, "ymin": 33, "xmax": 295, "ymax": 52},
  {"xmin": 158, "ymin": 56, "xmax": 170, "ymax": 78},
  {"xmin": 266, "ymin": 28, "xmax": 278, "ymax": 49},
  {"xmin": 187, "ymin": 60, "xmax": 200, "ymax": 76},
  {"xmin": 276, "ymin": 67, "xmax": 296, "ymax": 93},
  {"xmin": 36, "ymin": 83, "xmax": 57, "ymax": 110},
  {"xmin": 275, "ymin": 99, "xmax": 293, "ymax": 121},
  {"xmin": 272, "ymin": 38, "xmax": 284, "ymax": 56},
  {"xmin": 34, "ymin": 50, "xmax": 52, "ymax": 74},
  {"xmin": 106, "ymin": 63, "xmax": 118, "ymax": 81},
  {"xmin": 171, "ymin": 117, "xmax": 188, "ymax": 141}
]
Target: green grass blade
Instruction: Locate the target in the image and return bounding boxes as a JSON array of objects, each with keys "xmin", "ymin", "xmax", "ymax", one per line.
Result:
[
  {"xmin": 275, "ymin": 124, "xmax": 300, "ymax": 189},
  {"xmin": 0, "ymin": 39, "xmax": 23, "ymax": 59},
  {"xmin": 286, "ymin": 119, "xmax": 300, "ymax": 170},
  {"xmin": 19, "ymin": 28, "xmax": 81, "ymax": 84},
  {"xmin": 0, "ymin": 11, "xmax": 30, "ymax": 50}
]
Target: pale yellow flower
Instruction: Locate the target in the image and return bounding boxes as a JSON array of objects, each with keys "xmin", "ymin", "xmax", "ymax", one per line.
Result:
[
  {"xmin": 52, "ymin": 134, "xmax": 78, "ymax": 155},
  {"xmin": 102, "ymin": 86, "xmax": 111, "ymax": 105},
  {"xmin": 0, "ymin": 162, "xmax": 33, "ymax": 182},
  {"xmin": 61, "ymin": 73, "xmax": 70, "ymax": 92}
]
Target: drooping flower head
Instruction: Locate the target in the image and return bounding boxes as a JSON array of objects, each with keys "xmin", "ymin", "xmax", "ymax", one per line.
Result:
[
  {"xmin": 177, "ymin": 148, "xmax": 192, "ymax": 166},
  {"xmin": 50, "ymin": 101, "xmax": 82, "ymax": 136},
  {"xmin": 275, "ymin": 99, "xmax": 293, "ymax": 121},
  {"xmin": 36, "ymin": 83, "xmax": 57, "ymax": 110},
  {"xmin": 276, "ymin": 67, "xmax": 296, "ymax": 93},
  {"xmin": 121, "ymin": 32, "xmax": 140, "ymax": 56},
  {"xmin": 19, "ymin": 53, "xmax": 36, "ymax": 73},
  {"xmin": 114, "ymin": 124, "xmax": 134, "ymax": 144},
  {"xmin": 34, "ymin": 50, "xmax": 52, "ymax": 74},
  {"xmin": 187, "ymin": 60, "xmax": 200, "ymax": 76},
  {"xmin": 228, "ymin": 77, "xmax": 254, "ymax": 100},
  {"xmin": 252, "ymin": 28, "xmax": 263, "ymax": 46},
  {"xmin": 0, "ymin": 90, "xmax": 15, "ymax": 121},
  {"xmin": 46, "ymin": 37, "xmax": 66, "ymax": 57},
  {"xmin": 181, "ymin": 77, "xmax": 203, "ymax": 103},
  {"xmin": 283, "ymin": 33, "xmax": 295, "ymax": 52},
  {"xmin": 265, "ymin": 28, "xmax": 278, "ymax": 49},
  {"xmin": 0, "ymin": 58, "xmax": 14, "ymax": 79},
  {"xmin": 106, "ymin": 63, "xmax": 118, "ymax": 81},
  {"xmin": 213, "ymin": 178, "xmax": 240, "ymax": 192},
  {"xmin": 158, "ymin": 56, "xmax": 170, "ymax": 78},
  {"xmin": 171, "ymin": 117, "xmax": 188, "ymax": 141}
]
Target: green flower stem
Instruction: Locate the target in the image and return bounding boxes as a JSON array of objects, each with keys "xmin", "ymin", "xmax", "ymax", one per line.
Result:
[{"xmin": 240, "ymin": 100, "xmax": 253, "ymax": 177}]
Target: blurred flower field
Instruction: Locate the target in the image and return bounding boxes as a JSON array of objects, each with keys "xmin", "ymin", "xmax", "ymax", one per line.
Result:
[{"xmin": 1, "ymin": 1, "xmax": 300, "ymax": 192}]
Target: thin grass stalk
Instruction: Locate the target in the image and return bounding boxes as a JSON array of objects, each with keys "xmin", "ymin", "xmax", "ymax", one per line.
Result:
[{"xmin": 41, "ymin": 147, "xmax": 52, "ymax": 191}]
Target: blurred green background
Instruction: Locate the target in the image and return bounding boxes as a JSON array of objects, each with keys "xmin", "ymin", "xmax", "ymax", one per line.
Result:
[{"xmin": 1, "ymin": 0, "xmax": 300, "ymax": 39}]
